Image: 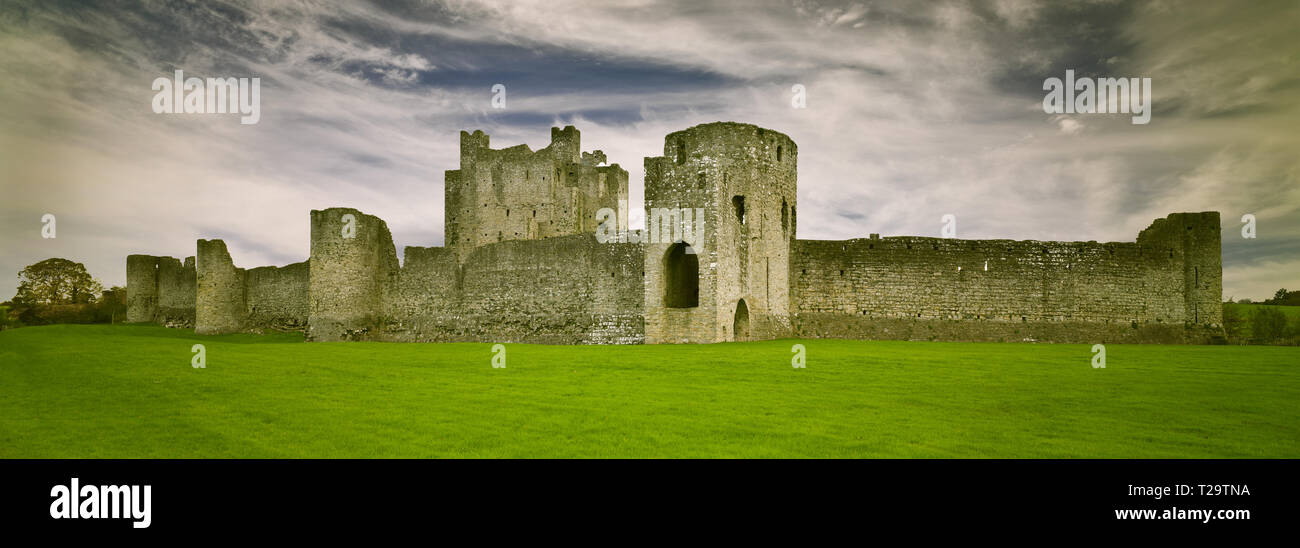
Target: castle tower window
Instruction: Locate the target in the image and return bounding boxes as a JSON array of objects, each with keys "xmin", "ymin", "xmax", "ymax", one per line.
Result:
[
  {"xmin": 676, "ymin": 141, "xmax": 686, "ymax": 165},
  {"xmin": 732, "ymin": 196, "xmax": 746, "ymax": 225},
  {"xmin": 777, "ymin": 145, "xmax": 782, "ymax": 162},
  {"xmin": 663, "ymin": 242, "xmax": 699, "ymax": 308}
]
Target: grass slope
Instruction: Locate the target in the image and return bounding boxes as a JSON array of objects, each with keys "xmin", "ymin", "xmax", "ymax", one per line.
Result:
[{"xmin": 1, "ymin": 324, "xmax": 1297, "ymax": 458}]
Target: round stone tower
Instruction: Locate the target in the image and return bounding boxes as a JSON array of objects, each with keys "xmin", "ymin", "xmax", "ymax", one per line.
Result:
[
  {"xmin": 307, "ymin": 207, "xmax": 399, "ymax": 341},
  {"xmin": 195, "ymin": 239, "xmax": 246, "ymax": 335}
]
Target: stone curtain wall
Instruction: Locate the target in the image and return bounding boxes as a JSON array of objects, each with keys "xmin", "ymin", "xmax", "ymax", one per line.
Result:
[
  {"xmin": 245, "ymin": 261, "xmax": 310, "ymax": 331},
  {"xmin": 376, "ymin": 234, "xmax": 645, "ymax": 344},
  {"xmin": 125, "ymin": 254, "xmax": 195, "ymax": 326},
  {"xmin": 124, "ymin": 123, "xmax": 1223, "ymax": 345},
  {"xmin": 306, "ymin": 206, "xmax": 644, "ymax": 344},
  {"xmin": 195, "ymin": 239, "xmax": 309, "ymax": 335},
  {"xmin": 790, "ymin": 212, "xmax": 1223, "ymax": 343}
]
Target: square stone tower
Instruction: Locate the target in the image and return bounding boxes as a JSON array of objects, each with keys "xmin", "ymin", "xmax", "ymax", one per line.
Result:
[
  {"xmin": 444, "ymin": 126, "xmax": 628, "ymax": 261},
  {"xmin": 643, "ymin": 122, "xmax": 797, "ymax": 343}
]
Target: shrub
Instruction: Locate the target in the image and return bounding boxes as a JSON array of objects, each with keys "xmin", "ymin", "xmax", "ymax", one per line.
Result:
[
  {"xmin": 0, "ymin": 305, "xmax": 24, "ymax": 331},
  {"xmin": 1250, "ymin": 307, "xmax": 1288, "ymax": 344},
  {"xmin": 1221, "ymin": 304, "xmax": 1246, "ymax": 342}
]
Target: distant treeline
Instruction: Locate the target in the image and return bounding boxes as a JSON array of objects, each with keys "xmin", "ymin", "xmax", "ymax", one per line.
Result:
[{"xmin": 1222, "ymin": 302, "xmax": 1300, "ymax": 346}]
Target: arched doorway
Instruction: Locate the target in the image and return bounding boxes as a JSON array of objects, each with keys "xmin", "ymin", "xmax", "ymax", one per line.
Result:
[
  {"xmin": 733, "ymin": 299, "xmax": 750, "ymax": 341},
  {"xmin": 663, "ymin": 242, "xmax": 698, "ymax": 308}
]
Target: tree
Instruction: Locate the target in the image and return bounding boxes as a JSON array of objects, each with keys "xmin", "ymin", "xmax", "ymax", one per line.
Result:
[
  {"xmin": 13, "ymin": 258, "xmax": 103, "ymax": 306},
  {"xmin": 1221, "ymin": 304, "xmax": 1246, "ymax": 342},
  {"xmin": 1251, "ymin": 307, "xmax": 1288, "ymax": 343},
  {"xmin": 1262, "ymin": 288, "xmax": 1300, "ymax": 306},
  {"xmin": 95, "ymin": 286, "xmax": 128, "ymax": 323}
]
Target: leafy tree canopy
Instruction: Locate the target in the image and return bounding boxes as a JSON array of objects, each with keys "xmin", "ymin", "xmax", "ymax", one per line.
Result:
[{"xmin": 14, "ymin": 258, "xmax": 103, "ymax": 305}]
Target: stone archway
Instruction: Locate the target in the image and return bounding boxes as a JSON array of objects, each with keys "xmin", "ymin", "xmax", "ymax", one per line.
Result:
[
  {"xmin": 663, "ymin": 242, "xmax": 699, "ymax": 308},
  {"xmin": 733, "ymin": 299, "xmax": 750, "ymax": 341}
]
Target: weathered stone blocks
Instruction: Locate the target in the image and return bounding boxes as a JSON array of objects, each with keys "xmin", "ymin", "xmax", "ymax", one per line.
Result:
[
  {"xmin": 195, "ymin": 239, "xmax": 247, "ymax": 335},
  {"xmin": 124, "ymin": 122, "xmax": 1223, "ymax": 345},
  {"xmin": 308, "ymin": 208, "xmax": 398, "ymax": 341},
  {"xmin": 125, "ymin": 254, "xmax": 195, "ymax": 326}
]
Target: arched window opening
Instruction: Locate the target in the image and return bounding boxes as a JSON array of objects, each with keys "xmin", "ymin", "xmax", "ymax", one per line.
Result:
[
  {"xmin": 733, "ymin": 299, "xmax": 751, "ymax": 341},
  {"xmin": 732, "ymin": 195, "xmax": 746, "ymax": 225}
]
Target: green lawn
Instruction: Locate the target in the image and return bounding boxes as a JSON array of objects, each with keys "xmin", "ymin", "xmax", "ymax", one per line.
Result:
[{"xmin": 1, "ymin": 324, "xmax": 1297, "ymax": 458}]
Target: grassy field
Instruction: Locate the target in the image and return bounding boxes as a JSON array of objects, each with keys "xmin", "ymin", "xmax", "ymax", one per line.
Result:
[{"xmin": 1, "ymin": 324, "xmax": 1297, "ymax": 458}]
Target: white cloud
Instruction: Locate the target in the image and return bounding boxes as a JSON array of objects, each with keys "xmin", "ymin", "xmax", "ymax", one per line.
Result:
[{"xmin": 0, "ymin": 0, "xmax": 1295, "ymax": 303}]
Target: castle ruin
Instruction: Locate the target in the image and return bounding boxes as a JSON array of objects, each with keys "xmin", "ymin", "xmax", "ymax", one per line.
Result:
[{"xmin": 127, "ymin": 122, "xmax": 1224, "ymax": 344}]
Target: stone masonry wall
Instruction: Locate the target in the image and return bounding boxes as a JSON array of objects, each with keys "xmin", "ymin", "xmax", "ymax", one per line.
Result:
[
  {"xmin": 375, "ymin": 233, "xmax": 645, "ymax": 344},
  {"xmin": 445, "ymin": 126, "xmax": 627, "ymax": 261},
  {"xmin": 245, "ymin": 261, "xmax": 310, "ymax": 331},
  {"xmin": 196, "ymin": 239, "xmax": 309, "ymax": 335},
  {"xmin": 125, "ymin": 254, "xmax": 195, "ymax": 326},
  {"xmin": 643, "ymin": 122, "xmax": 797, "ymax": 343},
  {"xmin": 308, "ymin": 207, "xmax": 399, "ymax": 341},
  {"xmin": 126, "ymin": 123, "xmax": 1223, "ymax": 346},
  {"xmin": 195, "ymin": 239, "xmax": 247, "ymax": 334},
  {"xmin": 790, "ymin": 212, "xmax": 1223, "ymax": 343}
]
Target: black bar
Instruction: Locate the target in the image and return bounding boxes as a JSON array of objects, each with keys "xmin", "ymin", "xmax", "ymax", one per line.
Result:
[{"xmin": 2, "ymin": 459, "xmax": 1291, "ymax": 536}]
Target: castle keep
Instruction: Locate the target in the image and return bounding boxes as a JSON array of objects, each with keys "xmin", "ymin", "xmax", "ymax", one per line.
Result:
[{"xmin": 127, "ymin": 122, "xmax": 1224, "ymax": 344}]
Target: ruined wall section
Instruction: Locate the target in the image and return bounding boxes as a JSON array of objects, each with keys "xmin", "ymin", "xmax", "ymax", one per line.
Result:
[
  {"xmin": 376, "ymin": 234, "xmax": 645, "ymax": 344},
  {"xmin": 643, "ymin": 122, "xmax": 796, "ymax": 343},
  {"xmin": 195, "ymin": 239, "xmax": 310, "ymax": 335},
  {"xmin": 1137, "ymin": 211, "xmax": 1222, "ymax": 327},
  {"xmin": 445, "ymin": 126, "xmax": 627, "ymax": 261},
  {"xmin": 791, "ymin": 212, "xmax": 1223, "ymax": 343},
  {"xmin": 126, "ymin": 254, "xmax": 195, "ymax": 326},
  {"xmin": 308, "ymin": 207, "xmax": 398, "ymax": 341},
  {"xmin": 195, "ymin": 239, "xmax": 247, "ymax": 334},
  {"xmin": 245, "ymin": 261, "xmax": 310, "ymax": 331}
]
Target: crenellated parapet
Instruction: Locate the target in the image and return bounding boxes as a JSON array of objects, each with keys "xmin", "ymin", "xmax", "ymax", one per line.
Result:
[{"xmin": 445, "ymin": 126, "xmax": 627, "ymax": 261}]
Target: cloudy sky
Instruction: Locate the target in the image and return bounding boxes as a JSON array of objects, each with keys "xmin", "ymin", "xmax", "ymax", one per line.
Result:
[{"xmin": 1, "ymin": 0, "xmax": 1296, "ymax": 301}]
